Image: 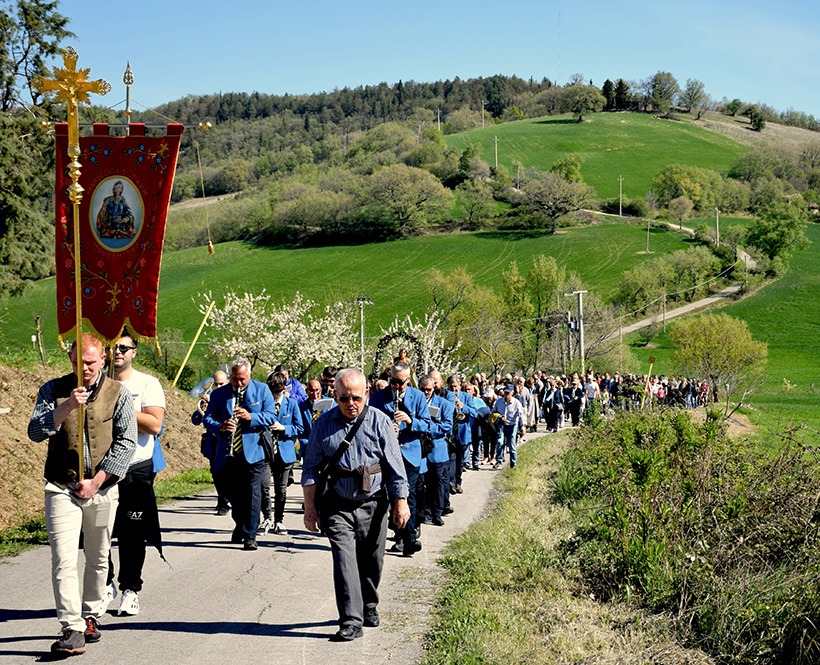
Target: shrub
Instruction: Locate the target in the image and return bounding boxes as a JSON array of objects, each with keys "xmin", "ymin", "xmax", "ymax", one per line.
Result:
[{"xmin": 554, "ymin": 409, "xmax": 820, "ymax": 663}]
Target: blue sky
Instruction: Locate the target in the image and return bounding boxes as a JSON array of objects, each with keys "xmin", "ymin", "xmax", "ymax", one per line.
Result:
[{"xmin": 58, "ymin": 0, "xmax": 820, "ymax": 118}]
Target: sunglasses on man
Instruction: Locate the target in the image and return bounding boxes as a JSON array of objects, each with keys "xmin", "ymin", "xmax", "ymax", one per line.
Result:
[
  {"xmin": 114, "ymin": 344, "xmax": 136, "ymax": 353},
  {"xmin": 337, "ymin": 395, "xmax": 364, "ymax": 404}
]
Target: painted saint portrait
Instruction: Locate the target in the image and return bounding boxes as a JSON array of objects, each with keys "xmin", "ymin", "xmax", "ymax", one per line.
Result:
[
  {"xmin": 90, "ymin": 176, "xmax": 144, "ymax": 252},
  {"xmin": 96, "ymin": 180, "xmax": 135, "ymax": 239}
]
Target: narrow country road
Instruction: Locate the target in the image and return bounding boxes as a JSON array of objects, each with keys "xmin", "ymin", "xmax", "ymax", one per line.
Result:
[{"xmin": 0, "ymin": 429, "xmax": 543, "ymax": 665}]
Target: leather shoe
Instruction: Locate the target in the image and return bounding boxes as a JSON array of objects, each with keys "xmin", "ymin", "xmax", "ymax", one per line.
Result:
[
  {"xmin": 231, "ymin": 531, "xmax": 243, "ymax": 544},
  {"xmin": 431, "ymin": 516, "xmax": 445, "ymax": 526},
  {"xmin": 363, "ymin": 610, "xmax": 380, "ymax": 628},
  {"xmin": 333, "ymin": 625, "xmax": 363, "ymax": 641},
  {"xmin": 243, "ymin": 539, "xmax": 258, "ymax": 550},
  {"xmin": 442, "ymin": 507, "xmax": 454, "ymax": 516},
  {"xmin": 389, "ymin": 540, "xmax": 404, "ymax": 553},
  {"xmin": 402, "ymin": 540, "xmax": 422, "ymax": 557}
]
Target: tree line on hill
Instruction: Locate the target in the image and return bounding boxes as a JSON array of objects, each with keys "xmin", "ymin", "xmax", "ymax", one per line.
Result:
[{"xmin": 0, "ymin": 0, "xmax": 815, "ymax": 302}]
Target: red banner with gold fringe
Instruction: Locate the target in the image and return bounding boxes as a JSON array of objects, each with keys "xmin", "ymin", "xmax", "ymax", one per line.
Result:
[{"xmin": 54, "ymin": 123, "xmax": 182, "ymax": 347}]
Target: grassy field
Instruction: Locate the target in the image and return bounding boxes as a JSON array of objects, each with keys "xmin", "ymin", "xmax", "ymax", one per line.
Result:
[
  {"xmin": 1, "ymin": 223, "xmax": 692, "ymax": 357},
  {"xmin": 630, "ymin": 222, "xmax": 820, "ymax": 434},
  {"xmin": 446, "ymin": 112, "xmax": 746, "ymax": 200}
]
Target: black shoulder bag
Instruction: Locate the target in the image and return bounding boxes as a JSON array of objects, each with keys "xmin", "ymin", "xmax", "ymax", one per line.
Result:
[{"xmin": 315, "ymin": 405, "xmax": 368, "ymax": 509}]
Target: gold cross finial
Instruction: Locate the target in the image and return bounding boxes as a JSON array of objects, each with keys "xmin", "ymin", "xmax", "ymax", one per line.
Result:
[{"xmin": 34, "ymin": 46, "xmax": 110, "ymax": 151}]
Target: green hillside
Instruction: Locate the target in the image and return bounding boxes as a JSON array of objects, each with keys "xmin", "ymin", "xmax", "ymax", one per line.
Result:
[
  {"xmin": 2, "ymin": 223, "xmax": 691, "ymax": 354},
  {"xmin": 630, "ymin": 223, "xmax": 820, "ymax": 434},
  {"xmin": 445, "ymin": 112, "xmax": 746, "ymax": 199}
]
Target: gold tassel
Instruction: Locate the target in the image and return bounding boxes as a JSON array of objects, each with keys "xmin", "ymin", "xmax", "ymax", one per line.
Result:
[
  {"xmin": 58, "ymin": 334, "xmax": 67, "ymax": 352},
  {"xmin": 208, "ymin": 240, "xmax": 215, "ymax": 255},
  {"xmin": 155, "ymin": 339, "xmax": 162, "ymax": 357}
]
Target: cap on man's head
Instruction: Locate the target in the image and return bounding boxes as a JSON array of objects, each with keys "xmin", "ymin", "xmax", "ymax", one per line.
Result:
[{"xmin": 504, "ymin": 383, "xmax": 515, "ymax": 393}]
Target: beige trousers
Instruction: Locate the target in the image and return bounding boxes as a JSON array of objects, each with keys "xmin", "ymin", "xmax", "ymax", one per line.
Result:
[{"xmin": 44, "ymin": 482, "xmax": 119, "ymax": 631}]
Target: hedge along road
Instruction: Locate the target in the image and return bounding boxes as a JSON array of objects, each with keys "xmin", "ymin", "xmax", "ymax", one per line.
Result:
[{"xmin": 0, "ymin": 430, "xmax": 544, "ymax": 664}]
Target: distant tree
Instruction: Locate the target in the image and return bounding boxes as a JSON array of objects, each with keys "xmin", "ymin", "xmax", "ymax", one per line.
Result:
[
  {"xmin": 723, "ymin": 225, "xmax": 747, "ymax": 260},
  {"xmin": 668, "ymin": 195, "xmax": 693, "ymax": 224},
  {"xmin": 726, "ymin": 98, "xmax": 744, "ymax": 116},
  {"xmin": 561, "ymin": 84, "xmax": 605, "ymax": 122},
  {"xmin": 601, "ymin": 79, "xmax": 615, "ymax": 111},
  {"xmin": 651, "ymin": 164, "xmax": 722, "ymax": 210},
  {"xmin": 679, "ymin": 78, "xmax": 706, "ymax": 113},
  {"xmin": 648, "ymin": 71, "xmax": 679, "ymax": 116},
  {"xmin": 367, "ymin": 163, "xmax": 453, "ymax": 235},
  {"xmin": 522, "ymin": 168, "xmax": 594, "ymax": 233},
  {"xmin": 745, "ymin": 104, "xmax": 766, "ymax": 131},
  {"xmin": 527, "ymin": 254, "xmax": 566, "ymax": 368},
  {"xmin": 484, "ymin": 75, "xmax": 511, "ymax": 118},
  {"xmin": 455, "ymin": 179, "xmax": 493, "ymax": 226},
  {"xmin": 671, "ymin": 313, "xmax": 767, "ymax": 415},
  {"xmin": 745, "ymin": 201, "xmax": 810, "ymax": 263},
  {"xmin": 550, "ymin": 153, "xmax": 585, "ymax": 182},
  {"xmin": 614, "ymin": 79, "xmax": 631, "ymax": 111},
  {"xmin": 567, "ymin": 72, "xmax": 585, "ymax": 86}
]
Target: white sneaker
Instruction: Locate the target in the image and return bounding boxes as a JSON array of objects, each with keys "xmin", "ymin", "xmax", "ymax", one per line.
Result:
[
  {"xmin": 272, "ymin": 522, "xmax": 287, "ymax": 535},
  {"xmin": 100, "ymin": 582, "xmax": 117, "ymax": 613},
  {"xmin": 119, "ymin": 589, "xmax": 140, "ymax": 616},
  {"xmin": 258, "ymin": 518, "xmax": 272, "ymax": 535}
]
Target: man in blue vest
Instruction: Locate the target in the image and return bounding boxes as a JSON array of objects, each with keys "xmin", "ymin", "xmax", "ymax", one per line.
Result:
[
  {"xmin": 370, "ymin": 362, "xmax": 431, "ymax": 556},
  {"xmin": 203, "ymin": 357, "xmax": 276, "ymax": 550},
  {"xmin": 446, "ymin": 374, "xmax": 476, "ymax": 494},
  {"xmin": 418, "ymin": 374, "xmax": 453, "ymax": 526}
]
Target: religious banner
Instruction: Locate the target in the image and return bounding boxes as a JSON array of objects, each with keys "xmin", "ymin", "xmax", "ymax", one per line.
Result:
[{"xmin": 54, "ymin": 122, "xmax": 182, "ymax": 348}]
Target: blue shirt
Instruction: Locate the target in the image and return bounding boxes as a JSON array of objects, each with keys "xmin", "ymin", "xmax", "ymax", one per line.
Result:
[{"xmin": 302, "ymin": 405, "xmax": 409, "ymax": 502}]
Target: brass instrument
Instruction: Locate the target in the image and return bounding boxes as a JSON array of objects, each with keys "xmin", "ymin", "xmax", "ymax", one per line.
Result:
[{"xmin": 454, "ymin": 391, "xmax": 467, "ymax": 421}]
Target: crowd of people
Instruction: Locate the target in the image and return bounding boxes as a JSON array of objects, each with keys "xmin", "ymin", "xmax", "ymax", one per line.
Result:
[{"xmin": 28, "ymin": 333, "xmax": 715, "ymax": 654}]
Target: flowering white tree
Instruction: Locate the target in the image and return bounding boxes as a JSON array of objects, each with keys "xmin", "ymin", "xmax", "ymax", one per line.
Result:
[
  {"xmin": 199, "ymin": 290, "xmax": 358, "ymax": 380},
  {"xmin": 379, "ymin": 310, "xmax": 460, "ymax": 377}
]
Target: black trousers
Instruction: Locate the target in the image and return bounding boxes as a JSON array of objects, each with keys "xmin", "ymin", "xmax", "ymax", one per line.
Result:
[
  {"xmin": 108, "ymin": 460, "xmax": 157, "ymax": 592},
  {"xmin": 425, "ymin": 461, "xmax": 449, "ymax": 519},
  {"xmin": 223, "ymin": 456, "xmax": 266, "ymax": 541},
  {"xmin": 260, "ymin": 455, "xmax": 294, "ymax": 523},
  {"xmin": 322, "ymin": 493, "xmax": 390, "ymax": 628}
]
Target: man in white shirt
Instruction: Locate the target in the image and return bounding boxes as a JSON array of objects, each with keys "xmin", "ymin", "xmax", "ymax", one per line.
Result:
[
  {"xmin": 103, "ymin": 332, "xmax": 166, "ymax": 617},
  {"xmin": 492, "ymin": 384, "xmax": 525, "ymax": 469}
]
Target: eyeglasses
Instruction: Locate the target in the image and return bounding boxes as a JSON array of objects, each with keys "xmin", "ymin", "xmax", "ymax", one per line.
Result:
[
  {"xmin": 114, "ymin": 344, "xmax": 136, "ymax": 353},
  {"xmin": 389, "ymin": 377, "xmax": 408, "ymax": 385},
  {"xmin": 337, "ymin": 395, "xmax": 364, "ymax": 404}
]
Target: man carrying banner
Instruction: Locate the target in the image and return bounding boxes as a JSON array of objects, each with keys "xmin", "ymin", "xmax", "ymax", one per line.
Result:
[{"xmin": 28, "ymin": 333, "xmax": 137, "ymax": 655}]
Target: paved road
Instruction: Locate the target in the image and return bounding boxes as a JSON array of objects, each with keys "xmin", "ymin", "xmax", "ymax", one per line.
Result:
[
  {"xmin": 611, "ymin": 283, "xmax": 742, "ymax": 339},
  {"xmin": 0, "ymin": 430, "xmax": 543, "ymax": 664}
]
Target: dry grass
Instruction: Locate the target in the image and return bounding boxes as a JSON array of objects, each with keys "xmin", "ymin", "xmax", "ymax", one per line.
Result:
[{"xmin": 680, "ymin": 111, "xmax": 820, "ymax": 153}]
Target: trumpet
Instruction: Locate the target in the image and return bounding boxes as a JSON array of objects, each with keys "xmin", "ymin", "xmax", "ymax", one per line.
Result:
[{"xmin": 454, "ymin": 393, "xmax": 467, "ymax": 421}]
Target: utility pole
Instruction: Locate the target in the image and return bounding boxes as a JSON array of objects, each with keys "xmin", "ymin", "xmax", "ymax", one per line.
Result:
[
  {"xmin": 355, "ymin": 295, "xmax": 374, "ymax": 371},
  {"xmin": 493, "ymin": 135, "xmax": 499, "ymax": 169},
  {"xmin": 482, "ymin": 100, "xmax": 485, "ymax": 128},
  {"xmin": 565, "ymin": 290, "xmax": 587, "ymax": 373},
  {"xmin": 646, "ymin": 217, "xmax": 651, "ymax": 253},
  {"xmin": 662, "ymin": 294, "xmax": 666, "ymax": 333},
  {"xmin": 714, "ymin": 207, "xmax": 720, "ymax": 247},
  {"xmin": 618, "ymin": 174, "xmax": 624, "ymax": 216},
  {"xmin": 565, "ymin": 310, "xmax": 573, "ymax": 371}
]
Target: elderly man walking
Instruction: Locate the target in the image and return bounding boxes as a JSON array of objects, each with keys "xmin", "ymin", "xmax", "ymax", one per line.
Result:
[{"xmin": 302, "ymin": 369, "xmax": 409, "ymax": 641}]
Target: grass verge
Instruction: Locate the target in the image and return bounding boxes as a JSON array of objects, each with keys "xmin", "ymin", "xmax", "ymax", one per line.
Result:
[
  {"xmin": 421, "ymin": 432, "xmax": 711, "ymax": 664},
  {"xmin": 0, "ymin": 467, "xmax": 213, "ymax": 560}
]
